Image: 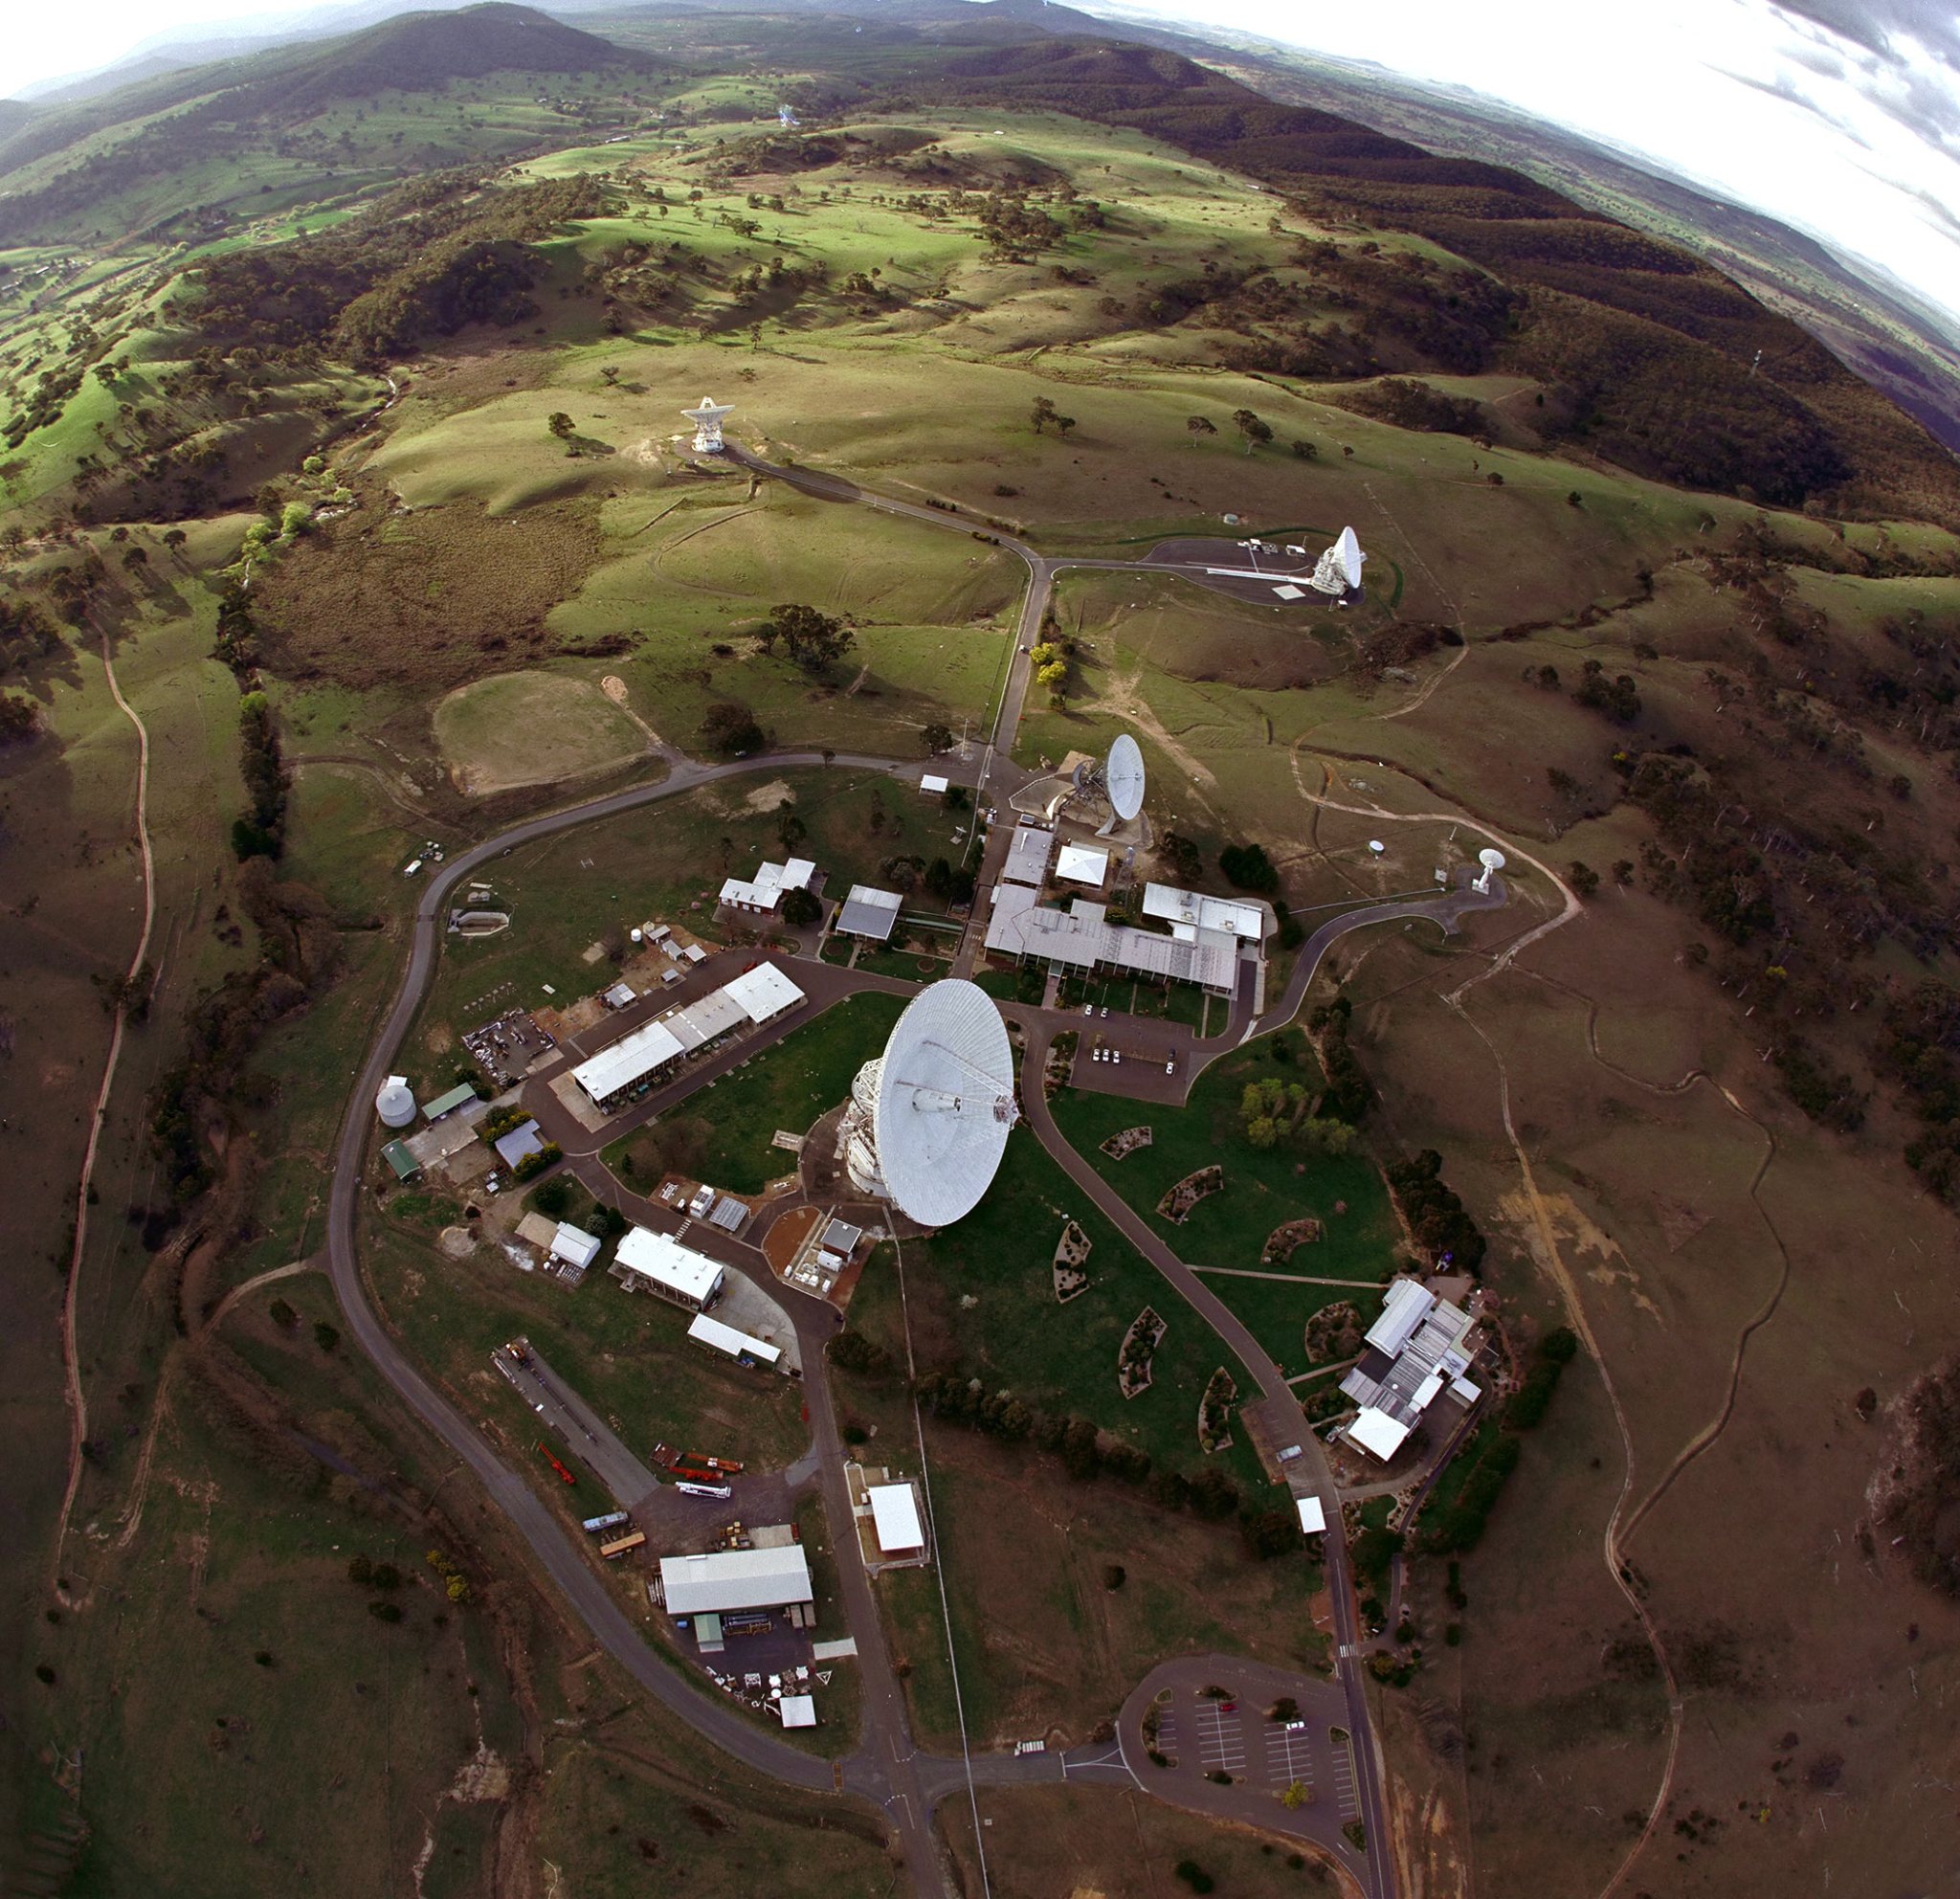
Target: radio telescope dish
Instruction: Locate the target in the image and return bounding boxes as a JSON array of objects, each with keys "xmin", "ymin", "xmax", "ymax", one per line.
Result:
[
  {"xmin": 1474, "ymin": 847, "xmax": 1507, "ymax": 894},
  {"xmin": 1310, "ymin": 525, "xmax": 1368, "ymax": 598},
  {"xmin": 1105, "ymin": 733, "xmax": 1146, "ymax": 823},
  {"xmin": 854, "ymin": 980, "xmax": 1018, "ymax": 1227}
]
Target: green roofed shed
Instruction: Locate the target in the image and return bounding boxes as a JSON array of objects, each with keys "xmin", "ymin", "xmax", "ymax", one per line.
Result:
[
  {"xmin": 421, "ymin": 1083, "xmax": 477, "ymax": 1122},
  {"xmin": 381, "ymin": 1140, "xmax": 421, "ymax": 1182}
]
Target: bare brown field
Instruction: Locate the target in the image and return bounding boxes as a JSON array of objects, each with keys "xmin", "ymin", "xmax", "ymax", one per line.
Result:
[
  {"xmin": 940, "ymin": 1781, "xmax": 1348, "ymax": 1899},
  {"xmin": 255, "ymin": 493, "xmax": 604, "ymax": 692}
]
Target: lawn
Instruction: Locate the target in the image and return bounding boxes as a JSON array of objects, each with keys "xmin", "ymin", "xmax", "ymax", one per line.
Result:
[
  {"xmin": 903, "ymin": 1128, "xmax": 1265, "ymax": 1491},
  {"xmin": 364, "ymin": 1221, "xmax": 809, "ymax": 1479},
  {"xmin": 606, "ymin": 989, "xmax": 906, "ymax": 1195},
  {"xmin": 1048, "ymin": 1035, "xmax": 1398, "ymax": 1375}
]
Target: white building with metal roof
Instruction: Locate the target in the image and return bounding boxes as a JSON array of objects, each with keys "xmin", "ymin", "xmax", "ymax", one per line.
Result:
[
  {"xmin": 570, "ymin": 964, "xmax": 806, "ymax": 1110},
  {"xmin": 835, "ymin": 884, "xmax": 903, "ymax": 941},
  {"xmin": 614, "ymin": 1228, "xmax": 724, "ymax": 1309},
  {"xmin": 686, "ymin": 1311, "xmax": 782, "ymax": 1368},
  {"xmin": 658, "ymin": 1545, "xmax": 813, "ymax": 1617},
  {"xmin": 1339, "ymin": 1278, "xmax": 1479, "ymax": 1463},
  {"xmin": 549, "ymin": 1222, "xmax": 603, "ymax": 1272},
  {"xmin": 722, "ymin": 960, "xmax": 805, "ymax": 1025},
  {"xmin": 868, "ymin": 1481, "xmax": 925, "ymax": 1556},
  {"xmin": 1003, "ymin": 824, "xmax": 1057, "ymax": 886},
  {"xmin": 1055, "ymin": 842, "xmax": 1110, "ymax": 888},
  {"xmin": 1142, "ymin": 882, "xmax": 1266, "ymax": 941},
  {"xmin": 984, "ymin": 887, "xmax": 1237, "ymax": 994},
  {"xmin": 720, "ymin": 858, "xmax": 817, "ymax": 914}
]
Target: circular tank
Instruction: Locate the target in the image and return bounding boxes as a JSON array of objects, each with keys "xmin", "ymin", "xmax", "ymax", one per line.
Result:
[{"xmin": 375, "ymin": 1081, "xmax": 416, "ymax": 1128}]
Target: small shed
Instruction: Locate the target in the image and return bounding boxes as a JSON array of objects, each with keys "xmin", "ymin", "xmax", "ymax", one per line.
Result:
[
  {"xmin": 868, "ymin": 1482, "xmax": 925, "ymax": 1557},
  {"xmin": 778, "ymin": 1693, "xmax": 816, "ymax": 1729},
  {"xmin": 1296, "ymin": 1495, "xmax": 1326, "ymax": 1535},
  {"xmin": 493, "ymin": 1120, "xmax": 546, "ymax": 1170},
  {"xmin": 381, "ymin": 1140, "xmax": 421, "ymax": 1182},
  {"xmin": 919, "ymin": 773, "xmax": 950, "ymax": 797},
  {"xmin": 421, "ymin": 1082, "xmax": 478, "ymax": 1122},
  {"xmin": 549, "ymin": 1222, "xmax": 603, "ymax": 1272}
]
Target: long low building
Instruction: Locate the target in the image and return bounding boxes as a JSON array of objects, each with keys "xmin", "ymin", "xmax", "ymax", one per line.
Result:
[
  {"xmin": 985, "ymin": 886, "xmax": 1237, "ymax": 994},
  {"xmin": 659, "ymin": 1545, "xmax": 813, "ymax": 1618},
  {"xmin": 614, "ymin": 1227, "xmax": 725, "ymax": 1309},
  {"xmin": 686, "ymin": 1311, "xmax": 782, "ymax": 1368},
  {"xmin": 570, "ymin": 961, "xmax": 807, "ymax": 1110},
  {"xmin": 1141, "ymin": 882, "xmax": 1266, "ymax": 941}
]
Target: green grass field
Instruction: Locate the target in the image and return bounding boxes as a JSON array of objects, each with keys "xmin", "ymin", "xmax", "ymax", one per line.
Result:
[
  {"xmin": 607, "ymin": 989, "xmax": 906, "ymax": 1195},
  {"xmin": 1048, "ymin": 1037, "xmax": 1396, "ymax": 1375},
  {"xmin": 905, "ymin": 1129, "xmax": 1265, "ymax": 1490}
]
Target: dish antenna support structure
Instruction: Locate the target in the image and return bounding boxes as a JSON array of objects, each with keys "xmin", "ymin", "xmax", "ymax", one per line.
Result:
[
  {"xmin": 1474, "ymin": 847, "xmax": 1506, "ymax": 894},
  {"xmin": 682, "ymin": 396, "xmax": 734, "ymax": 454},
  {"xmin": 1309, "ymin": 525, "xmax": 1366, "ymax": 602},
  {"xmin": 839, "ymin": 980, "xmax": 1018, "ymax": 1228},
  {"xmin": 1047, "ymin": 732, "xmax": 1147, "ymax": 836}
]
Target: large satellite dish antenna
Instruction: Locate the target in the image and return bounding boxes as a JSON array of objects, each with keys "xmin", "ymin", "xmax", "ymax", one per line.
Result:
[
  {"xmin": 1474, "ymin": 847, "xmax": 1506, "ymax": 894},
  {"xmin": 1309, "ymin": 525, "xmax": 1368, "ymax": 600},
  {"xmin": 848, "ymin": 980, "xmax": 1017, "ymax": 1227},
  {"xmin": 1105, "ymin": 733, "xmax": 1146, "ymax": 824},
  {"xmin": 681, "ymin": 395, "xmax": 733, "ymax": 454}
]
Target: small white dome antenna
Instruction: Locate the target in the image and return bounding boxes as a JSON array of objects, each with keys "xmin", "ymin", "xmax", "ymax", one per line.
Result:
[{"xmin": 1474, "ymin": 848, "xmax": 1506, "ymax": 894}]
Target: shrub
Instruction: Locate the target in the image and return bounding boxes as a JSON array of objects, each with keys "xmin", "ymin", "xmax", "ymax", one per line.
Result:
[
  {"xmin": 528, "ymin": 1176, "xmax": 571, "ymax": 1218},
  {"xmin": 1175, "ymin": 1859, "xmax": 1217, "ymax": 1890},
  {"xmin": 313, "ymin": 1320, "xmax": 340, "ymax": 1352},
  {"xmin": 368, "ymin": 1600, "xmax": 403, "ymax": 1623}
]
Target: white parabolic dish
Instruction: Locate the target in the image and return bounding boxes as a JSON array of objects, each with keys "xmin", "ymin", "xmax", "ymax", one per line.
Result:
[
  {"xmin": 872, "ymin": 980, "xmax": 1018, "ymax": 1226},
  {"xmin": 1105, "ymin": 732, "xmax": 1146, "ymax": 822},
  {"xmin": 1336, "ymin": 525, "xmax": 1365, "ymax": 589}
]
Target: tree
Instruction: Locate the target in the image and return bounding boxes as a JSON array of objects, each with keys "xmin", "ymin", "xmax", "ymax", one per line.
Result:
[
  {"xmin": 546, "ymin": 411, "xmax": 575, "ymax": 438},
  {"xmin": 1031, "ymin": 396, "xmax": 1058, "ymax": 435},
  {"xmin": 1569, "ymin": 860, "xmax": 1601, "ymax": 900},
  {"xmin": 780, "ymin": 885, "xmax": 821, "ymax": 928},
  {"xmin": 921, "ymin": 721, "xmax": 954, "ymax": 755},
  {"xmin": 1186, "ymin": 415, "xmax": 1215, "ymax": 448},
  {"xmin": 1218, "ymin": 842, "xmax": 1280, "ymax": 896},
  {"xmin": 1231, "ymin": 408, "xmax": 1272, "ymax": 454},
  {"xmin": 161, "ymin": 527, "xmax": 188, "ymax": 557},
  {"xmin": 1291, "ymin": 437, "xmax": 1317, "ymax": 459},
  {"xmin": 702, "ymin": 702, "xmax": 765, "ymax": 755},
  {"xmin": 758, "ymin": 602, "xmax": 853, "ymax": 673}
]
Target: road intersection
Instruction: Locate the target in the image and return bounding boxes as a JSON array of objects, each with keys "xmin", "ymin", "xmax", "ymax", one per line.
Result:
[{"xmin": 322, "ymin": 450, "xmax": 1509, "ymax": 1896}]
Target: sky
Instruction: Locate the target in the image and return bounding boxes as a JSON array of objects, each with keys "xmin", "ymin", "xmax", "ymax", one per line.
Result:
[
  {"xmin": 1112, "ymin": 0, "xmax": 1960, "ymax": 331},
  {"xmin": 6, "ymin": 0, "xmax": 1960, "ymax": 331}
]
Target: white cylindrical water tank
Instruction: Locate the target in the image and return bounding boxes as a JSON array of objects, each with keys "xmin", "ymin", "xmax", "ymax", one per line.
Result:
[{"xmin": 375, "ymin": 1077, "xmax": 416, "ymax": 1128}]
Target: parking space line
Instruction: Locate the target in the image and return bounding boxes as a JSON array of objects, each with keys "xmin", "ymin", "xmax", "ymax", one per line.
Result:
[{"xmin": 1330, "ymin": 1736, "xmax": 1360, "ymax": 1819}]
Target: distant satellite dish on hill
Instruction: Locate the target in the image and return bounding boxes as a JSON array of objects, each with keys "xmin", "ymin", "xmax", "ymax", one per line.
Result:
[
  {"xmin": 840, "ymin": 981, "xmax": 1017, "ymax": 1227},
  {"xmin": 1105, "ymin": 733, "xmax": 1146, "ymax": 823},
  {"xmin": 1475, "ymin": 847, "xmax": 1507, "ymax": 894}
]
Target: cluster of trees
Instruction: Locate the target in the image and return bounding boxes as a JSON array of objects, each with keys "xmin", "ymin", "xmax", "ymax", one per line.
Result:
[
  {"xmin": 1883, "ymin": 984, "xmax": 1960, "ymax": 1203},
  {"xmin": 186, "ymin": 170, "xmax": 606, "ymax": 359},
  {"xmin": 1506, "ymin": 1326, "xmax": 1579, "ymax": 1429},
  {"xmin": 1237, "ymin": 1076, "xmax": 1355, "ymax": 1155},
  {"xmin": 1029, "ymin": 395, "xmax": 1077, "ymax": 437},
  {"xmin": 702, "ymin": 702, "xmax": 766, "ymax": 755},
  {"xmin": 0, "ymin": 693, "xmax": 40, "ymax": 745},
  {"xmin": 1383, "ymin": 1148, "xmax": 1486, "ymax": 1274},
  {"xmin": 1336, "ymin": 377, "xmax": 1486, "ymax": 437},
  {"xmin": 1217, "ymin": 841, "xmax": 1279, "ymax": 896},
  {"xmin": 914, "ymin": 1371, "xmax": 1242, "ymax": 1520},
  {"xmin": 1571, "ymin": 658, "xmax": 1641, "ymax": 724},
  {"xmin": 755, "ymin": 602, "xmax": 853, "ymax": 674},
  {"xmin": 231, "ymin": 691, "xmax": 288, "ymax": 861},
  {"xmin": 1308, "ymin": 995, "xmax": 1375, "ymax": 1125},
  {"xmin": 1027, "ymin": 636, "xmax": 1070, "ymax": 704}
]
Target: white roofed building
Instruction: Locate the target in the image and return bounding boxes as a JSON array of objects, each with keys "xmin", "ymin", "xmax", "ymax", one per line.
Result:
[
  {"xmin": 984, "ymin": 888, "xmax": 1237, "ymax": 994},
  {"xmin": 549, "ymin": 1222, "xmax": 603, "ymax": 1274},
  {"xmin": 686, "ymin": 1311, "xmax": 782, "ymax": 1368},
  {"xmin": 658, "ymin": 1545, "xmax": 813, "ymax": 1618},
  {"xmin": 569, "ymin": 964, "xmax": 805, "ymax": 1111},
  {"xmin": 1142, "ymin": 882, "xmax": 1266, "ymax": 941},
  {"xmin": 720, "ymin": 858, "xmax": 818, "ymax": 915},
  {"xmin": 1003, "ymin": 824, "xmax": 1057, "ymax": 886},
  {"xmin": 835, "ymin": 884, "xmax": 903, "ymax": 942},
  {"xmin": 613, "ymin": 1228, "xmax": 724, "ymax": 1310},
  {"xmin": 722, "ymin": 960, "xmax": 805, "ymax": 1025},
  {"xmin": 1339, "ymin": 1278, "xmax": 1480, "ymax": 1463},
  {"xmin": 868, "ymin": 1482, "xmax": 926, "ymax": 1558},
  {"xmin": 1055, "ymin": 842, "xmax": 1110, "ymax": 888}
]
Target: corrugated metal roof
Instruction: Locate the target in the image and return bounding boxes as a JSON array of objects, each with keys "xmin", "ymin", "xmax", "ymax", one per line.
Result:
[
  {"xmin": 868, "ymin": 1482, "xmax": 924, "ymax": 1553},
  {"xmin": 658, "ymin": 1545, "xmax": 812, "ymax": 1615},
  {"xmin": 420, "ymin": 1083, "xmax": 478, "ymax": 1121},
  {"xmin": 686, "ymin": 1311, "xmax": 781, "ymax": 1365}
]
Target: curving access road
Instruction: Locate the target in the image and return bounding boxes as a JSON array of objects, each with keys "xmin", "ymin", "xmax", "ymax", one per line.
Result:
[{"xmin": 322, "ymin": 448, "xmax": 1514, "ymax": 1896}]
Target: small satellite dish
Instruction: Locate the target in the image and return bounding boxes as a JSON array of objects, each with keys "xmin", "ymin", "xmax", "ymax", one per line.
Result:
[
  {"xmin": 864, "ymin": 981, "xmax": 1018, "ymax": 1227},
  {"xmin": 1368, "ymin": 839, "xmax": 1386, "ymax": 858},
  {"xmin": 1474, "ymin": 847, "xmax": 1507, "ymax": 893},
  {"xmin": 1105, "ymin": 733, "xmax": 1146, "ymax": 823},
  {"xmin": 630, "ymin": 927, "xmax": 643, "ymax": 944}
]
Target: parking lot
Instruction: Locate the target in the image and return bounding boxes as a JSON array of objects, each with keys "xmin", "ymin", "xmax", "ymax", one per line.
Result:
[{"xmin": 465, "ymin": 1008, "xmax": 553, "ymax": 1088}]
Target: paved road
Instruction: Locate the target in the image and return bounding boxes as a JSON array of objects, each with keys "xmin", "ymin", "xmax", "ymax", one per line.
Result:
[
  {"xmin": 323, "ymin": 452, "xmax": 1511, "ymax": 1895},
  {"xmin": 1015, "ymin": 873, "xmax": 1508, "ymax": 1898}
]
